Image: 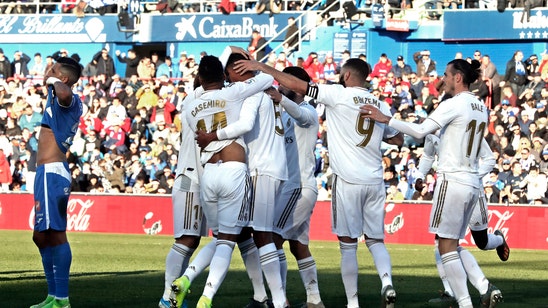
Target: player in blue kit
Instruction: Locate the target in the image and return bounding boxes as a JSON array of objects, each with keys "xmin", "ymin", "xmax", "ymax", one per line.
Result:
[{"xmin": 31, "ymin": 56, "xmax": 83, "ymax": 308}]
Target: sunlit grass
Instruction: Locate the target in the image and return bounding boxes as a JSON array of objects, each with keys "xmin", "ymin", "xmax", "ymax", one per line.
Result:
[{"xmin": 1, "ymin": 230, "xmax": 547, "ymax": 307}]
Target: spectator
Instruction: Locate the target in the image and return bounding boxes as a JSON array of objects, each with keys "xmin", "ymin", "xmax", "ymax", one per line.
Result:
[
  {"xmin": 370, "ymin": 53, "xmax": 392, "ymax": 79},
  {"xmin": 93, "ymin": 48, "xmax": 116, "ymax": 78},
  {"xmin": 137, "ymin": 57, "xmax": 155, "ymax": 80},
  {"xmin": 413, "ymin": 50, "xmax": 436, "ymax": 80},
  {"xmin": 386, "ymin": 184, "xmax": 404, "ymax": 201},
  {"xmin": 10, "ymin": 51, "xmax": 31, "ymax": 78},
  {"xmin": 104, "ymin": 97, "xmax": 127, "ymax": 129},
  {"xmin": 5, "ymin": 117, "xmax": 22, "ymax": 140},
  {"xmin": 501, "ymin": 86, "xmax": 518, "ymax": 108},
  {"xmin": 95, "ymin": 97, "xmax": 110, "ymax": 121},
  {"xmin": 177, "ymin": 52, "xmax": 189, "ymax": 77},
  {"xmin": 136, "ymin": 83, "xmax": 159, "ymax": 111},
  {"xmin": 128, "ymin": 112, "xmax": 148, "ymax": 144},
  {"xmin": 105, "ymin": 159, "xmax": 126, "ymax": 192},
  {"xmin": 505, "ymin": 161, "xmax": 527, "ymax": 193},
  {"xmin": 302, "ymin": 52, "xmax": 323, "ymax": 83},
  {"xmin": 322, "ymin": 53, "xmax": 338, "ymax": 83},
  {"xmin": 517, "ymin": 147, "xmax": 537, "ymax": 171},
  {"xmin": 116, "ymin": 49, "xmax": 140, "ymax": 78},
  {"xmin": 276, "ymin": 52, "xmax": 293, "ymax": 69},
  {"xmin": 149, "ymin": 97, "xmax": 175, "ymax": 130},
  {"xmin": 150, "ymin": 52, "xmax": 164, "ymax": 70},
  {"xmin": 283, "ymin": 16, "xmax": 299, "ymax": 54},
  {"xmin": 155, "ymin": 56, "xmax": 178, "ymax": 79},
  {"xmin": 0, "ymin": 148, "xmax": 12, "ymax": 192},
  {"xmin": 501, "ymin": 50, "xmax": 528, "ymax": 98},
  {"xmin": 248, "ymin": 29, "xmax": 269, "ymax": 62},
  {"xmin": 484, "ymin": 181, "xmax": 501, "ymax": 203},
  {"xmin": 390, "ymin": 55, "xmax": 413, "ymax": 79},
  {"xmin": 384, "ymin": 167, "xmax": 399, "ymax": 189},
  {"xmin": 520, "ymin": 72, "xmax": 545, "ymax": 102},
  {"xmin": 481, "ymin": 54, "xmax": 502, "ymax": 108},
  {"xmin": 17, "ymin": 104, "xmax": 42, "ymax": 132},
  {"xmin": 0, "ymin": 49, "xmax": 12, "ymax": 79},
  {"xmin": 409, "ymin": 72, "xmax": 425, "ymax": 102},
  {"xmin": 521, "ymin": 165, "xmax": 546, "ymax": 203},
  {"xmin": 180, "ymin": 54, "xmax": 198, "ymax": 84},
  {"xmin": 469, "ymin": 74, "xmax": 490, "ymax": 104},
  {"xmin": 517, "ymin": 111, "xmax": 534, "ymax": 135},
  {"xmin": 539, "ymin": 148, "xmax": 548, "ymax": 174}
]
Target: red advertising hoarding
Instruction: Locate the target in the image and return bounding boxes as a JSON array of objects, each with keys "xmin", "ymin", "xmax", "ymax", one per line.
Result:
[{"xmin": 1, "ymin": 193, "xmax": 546, "ymax": 250}]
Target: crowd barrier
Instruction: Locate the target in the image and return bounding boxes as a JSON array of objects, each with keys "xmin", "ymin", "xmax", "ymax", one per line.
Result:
[{"xmin": 1, "ymin": 193, "xmax": 546, "ymax": 250}]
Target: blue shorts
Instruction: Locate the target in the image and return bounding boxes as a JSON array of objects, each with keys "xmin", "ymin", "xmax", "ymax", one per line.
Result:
[{"xmin": 34, "ymin": 162, "xmax": 72, "ymax": 232}]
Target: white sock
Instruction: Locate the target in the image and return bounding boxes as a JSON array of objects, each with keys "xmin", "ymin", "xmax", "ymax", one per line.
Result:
[
  {"xmin": 435, "ymin": 246, "xmax": 454, "ymax": 297},
  {"xmin": 202, "ymin": 239, "xmax": 235, "ymax": 300},
  {"xmin": 238, "ymin": 238, "xmax": 268, "ymax": 302},
  {"xmin": 458, "ymin": 247, "xmax": 489, "ymax": 295},
  {"xmin": 441, "ymin": 251, "xmax": 472, "ymax": 308},
  {"xmin": 259, "ymin": 243, "xmax": 286, "ymax": 308},
  {"xmin": 297, "ymin": 256, "xmax": 322, "ymax": 304},
  {"xmin": 366, "ymin": 239, "xmax": 393, "ymax": 289},
  {"xmin": 483, "ymin": 233, "xmax": 504, "ymax": 250},
  {"xmin": 340, "ymin": 241, "xmax": 359, "ymax": 308},
  {"xmin": 163, "ymin": 243, "xmax": 194, "ymax": 300},
  {"xmin": 184, "ymin": 238, "xmax": 217, "ymax": 282},
  {"xmin": 277, "ymin": 249, "xmax": 287, "ymax": 292}
]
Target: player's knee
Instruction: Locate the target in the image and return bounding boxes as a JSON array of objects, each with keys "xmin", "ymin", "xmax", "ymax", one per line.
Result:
[
  {"xmin": 472, "ymin": 230, "xmax": 488, "ymax": 250},
  {"xmin": 365, "ymin": 238, "xmax": 384, "ymax": 248}
]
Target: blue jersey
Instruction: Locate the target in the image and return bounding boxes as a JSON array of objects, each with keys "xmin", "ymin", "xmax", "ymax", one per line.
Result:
[{"xmin": 41, "ymin": 85, "xmax": 83, "ymax": 154}]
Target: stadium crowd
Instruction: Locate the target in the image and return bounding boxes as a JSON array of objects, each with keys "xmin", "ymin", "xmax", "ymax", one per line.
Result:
[
  {"xmin": 0, "ymin": 46, "xmax": 546, "ymax": 204},
  {"xmin": 0, "ymin": 0, "xmax": 541, "ymax": 20}
]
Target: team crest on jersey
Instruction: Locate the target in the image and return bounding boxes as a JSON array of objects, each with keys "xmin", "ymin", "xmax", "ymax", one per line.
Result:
[{"xmin": 34, "ymin": 201, "xmax": 41, "ymax": 212}]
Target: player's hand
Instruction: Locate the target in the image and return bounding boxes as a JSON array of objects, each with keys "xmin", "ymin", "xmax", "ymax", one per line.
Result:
[
  {"xmin": 195, "ymin": 130, "xmax": 216, "ymax": 148},
  {"xmin": 265, "ymin": 87, "xmax": 281, "ymax": 103},
  {"xmin": 423, "ymin": 134, "xmax": 437, "ymax": 157},
  {"xmin": 359, "ymin": 105, "xmax": 391, "ymax": 123},
  {"xmin": 233, "ymin": 59, "xmax": 261, "ymax": 75},
  {"xmin": 229, "ymin": 46, "xmax": 250, "ymax": 59}
]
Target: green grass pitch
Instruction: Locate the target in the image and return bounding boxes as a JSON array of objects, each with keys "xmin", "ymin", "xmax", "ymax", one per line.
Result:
[{"xmin": 1, "ymin": 230, "xmax": 547, "ymax": 307}]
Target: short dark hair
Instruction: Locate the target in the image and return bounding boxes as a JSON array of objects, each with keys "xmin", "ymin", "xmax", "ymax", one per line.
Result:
[
  {"xmin": 343, "ymin": 58, "xmax": 371, "ymax": 81},
  {"xmin": 282, "ymin": 66, "xmax": 310, "ymax": 83},
  {"xmin": 56, "ymin": 57, "xmax": 82, "ymax": 85},
  {"xmin": 198, "ymin": 56, "xmax": 224, "ymax": 84}
]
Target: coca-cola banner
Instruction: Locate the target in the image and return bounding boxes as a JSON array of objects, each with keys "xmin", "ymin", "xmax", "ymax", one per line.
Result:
[
  {"xmin": 1, "ymin": 194, "xmax": 546, "ymax": 250},
  {"xmin": 0, "ymin": 194, "xmax": 172, "ymax": 235}
]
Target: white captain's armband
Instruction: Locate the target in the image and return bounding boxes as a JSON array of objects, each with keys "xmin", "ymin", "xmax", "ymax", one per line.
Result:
[{"xmin": 306, "ymin": 82, "xmax": 319, "ymax": 99}]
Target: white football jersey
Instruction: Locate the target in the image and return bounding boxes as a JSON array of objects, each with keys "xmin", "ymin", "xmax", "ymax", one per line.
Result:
[
  {"xmin": 185, "ymin": 73, "xmax": 274, "ymax": 165},
  {"xmin": 315, "ymin": 84, "xmax": 398, "ymax": 184},
  {"xmin": 216, "ymin": 87, "xmax": 288, "ymax": 181},
  {"xmin": 428, "ymin": 91, "xmax": 489, "ymax": 186},
  {"xmin": 281, "ymin": 97, "xmax": 319, "ymax": 190},
  {"xmin": 245, "ymin": 92, "xmax": 288, "ymax": 180},
  {"xmin": 175, "ymin": 87, "xmax": 204, "ymax": 190}
]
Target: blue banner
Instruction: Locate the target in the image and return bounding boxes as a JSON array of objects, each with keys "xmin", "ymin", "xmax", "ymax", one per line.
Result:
[
  {"xmin": 0, "ymin": 13, "xmax": 298, "ymax": 44},
  {"xmin": 443, "ymin": 9, "xmax": 548, "ymax": 41}
]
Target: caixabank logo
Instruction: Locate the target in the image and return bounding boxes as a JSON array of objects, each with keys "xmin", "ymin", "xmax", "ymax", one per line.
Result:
[{"xmin": 174, "ymin": 15, "xmax": 279, "ymax": 41}]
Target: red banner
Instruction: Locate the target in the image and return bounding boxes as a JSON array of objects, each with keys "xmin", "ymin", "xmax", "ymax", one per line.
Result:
[{"xmin": 1, "ymin": 193, "xmax": 546, "ymax": 250}]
